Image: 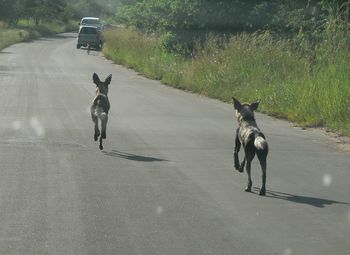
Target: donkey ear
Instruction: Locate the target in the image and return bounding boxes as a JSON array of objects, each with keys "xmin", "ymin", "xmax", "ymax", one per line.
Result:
[
  {"xmin": 232, "ymin": 97, "xmax": 242, "ymax": 110},
  {"xmin": 105, "ymin": 74, "xmax": 112, "ymax": 85},
  {"xmin": 93, "ymin": 73, "xmax": 101, "ymax": 85},
  {"xmin": 250, "ymin": 100, "xmax": 260, "ymax": 111}
]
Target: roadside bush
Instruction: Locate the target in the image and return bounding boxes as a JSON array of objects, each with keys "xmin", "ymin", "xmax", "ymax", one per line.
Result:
[
  {"xmin": 102, "ymin": 26, "xmax": 350, "ymax": 135},
  {"xmin": 0, "ymin": 20, "xmax": 78, "ymax": 51}
]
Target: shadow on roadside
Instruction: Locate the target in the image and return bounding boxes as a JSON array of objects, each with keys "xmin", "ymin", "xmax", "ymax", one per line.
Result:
[
  {"xmin": 253, "ymin": 188, "xmax": 349, "ymax": 208},
  {"xmin": 102, "ymin": 150, "xmax": 168, "ymax": 163}
]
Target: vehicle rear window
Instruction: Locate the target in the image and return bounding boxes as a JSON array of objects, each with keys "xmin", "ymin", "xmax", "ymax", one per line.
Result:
[
  {"xmin": 80, "ymin": 27, "xmax": 97, "ymax": 34},
  {"xmin": 82, "ymin": 19, "xmax": 100, "ymax": 25}
]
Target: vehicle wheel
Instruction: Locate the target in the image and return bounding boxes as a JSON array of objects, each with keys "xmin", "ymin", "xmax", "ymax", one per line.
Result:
[{"xmin": 77, "ymin": 44, "xmax": 81, "ymax": 49}]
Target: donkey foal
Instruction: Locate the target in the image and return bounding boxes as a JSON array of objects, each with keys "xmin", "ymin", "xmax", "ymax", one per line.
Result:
[
  {"xmin": 233, "ymin": 97, "xmax": 268, "ymax": 196},
  {"xmin": 91, "ymin": 73, "xmax": 112, "ymax": 150}
]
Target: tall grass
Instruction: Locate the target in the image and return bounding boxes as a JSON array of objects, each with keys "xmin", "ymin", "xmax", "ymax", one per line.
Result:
[
  {"xmin": 0, "ymin": 22, "xmax": 28, "ymax": 50},
  {"xmin": 103, "ymin": 26, "xmax": 350, "ymax": 135},
  {"xmin": 103, "ymin": 29, "xmax": 186, "ymax": 82},
  {"xmin": 0, "ymin": 20, "xmax": 77, "ymax": 51}
]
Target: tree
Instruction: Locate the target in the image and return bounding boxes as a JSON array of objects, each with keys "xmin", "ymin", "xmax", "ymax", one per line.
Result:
[
  {"xmin": 116, "ymin": 0, "xmax": 201, "ymax": 32},
  {"xmin": 0, "ymin": 0, "xmax": 22, "ymax": 24},
  {"xmin": 115, "ymin": 0, "xmax": 332, "ymax": 33}
]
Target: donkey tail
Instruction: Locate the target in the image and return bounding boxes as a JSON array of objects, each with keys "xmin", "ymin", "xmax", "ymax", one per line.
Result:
[{"xmin": 254, "ymin": 135, "xmax": 268, "ymax": 151}]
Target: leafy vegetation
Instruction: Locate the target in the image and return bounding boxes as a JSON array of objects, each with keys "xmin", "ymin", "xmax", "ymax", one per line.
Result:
[
  {"xmin": 116, "ymin": 1, "xmax": 326, "ymax": 32},
  {"xmin": 105, "ymin": 0, "xmax": 350, "ymax": 135},
  {"xmin": 0, "ymin": 22, "xmax": 26, "ymax": 49},
  {"xmin": 0, "ymin": 0, "xmax": 118, "ymax": 25},
  {"xmin": 0, "ymin": 0, "xmax": 118, "ymax": 50},
  {"xmin": 0, "ymin": 20, "xmax": 77, "ymax": 51},
  {"xmin": 103, "ymin": 25, "xmax": 350, "ymax": 135}
]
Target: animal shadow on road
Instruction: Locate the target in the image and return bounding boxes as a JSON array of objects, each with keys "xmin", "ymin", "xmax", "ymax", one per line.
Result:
[
  {"xmin": 253, "ymin": 188, "xmax": 349, "ymax": 208},
  {"xmin": 102, "ymin": 150, "xmax": 168, "ymax": 162}
]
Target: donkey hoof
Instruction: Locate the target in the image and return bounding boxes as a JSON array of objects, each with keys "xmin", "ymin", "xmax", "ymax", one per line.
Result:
[
  {"xmin": 259, "ymin": 189, "xmax": 266, "ymax": 196},
  {"xmin": 99, "ymin": 144, "xmax": 103, "ymax": 150}
]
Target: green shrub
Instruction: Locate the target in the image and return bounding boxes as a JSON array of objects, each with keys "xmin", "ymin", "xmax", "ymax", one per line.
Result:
[
  {"xmin": 102, "ymin": 27, "xmax": 350, "ymax": 135},
  {"xmin": 1, "ymin": 20, "xmax": 78, "ymax": 51}
]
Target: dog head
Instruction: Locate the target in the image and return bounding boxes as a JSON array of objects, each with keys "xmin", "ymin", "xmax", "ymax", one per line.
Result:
[
  {"xmin": 93, "ymin": 73, "xmax": 112, "ymax": 96},
  {"xmin": 232, "ymin": 97, "xmax": 259, "ymax": 123}
]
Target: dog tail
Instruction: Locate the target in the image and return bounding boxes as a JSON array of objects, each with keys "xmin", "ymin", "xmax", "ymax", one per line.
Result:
[
  {"xmin": 94, "ymin": 96, "xmax": 108, "ymax": 118},
  {"xmin": 254, "ymin": 135, "xmax": 268, "ymax": 151},
  {"xmin": 95, "ymin": 106, "xmax": 107, "ymax": 119}
]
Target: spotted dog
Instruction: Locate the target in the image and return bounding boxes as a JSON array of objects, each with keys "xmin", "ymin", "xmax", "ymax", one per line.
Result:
[
  {"xmin": 233, "ymin": 97, "xmax": 269, "ymax": 196},
  {"xmin": 91, "ymin": 73, "xmax": 112, "ymax": 150}
]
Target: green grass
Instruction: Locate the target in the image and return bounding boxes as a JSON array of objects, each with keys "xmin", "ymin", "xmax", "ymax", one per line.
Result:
[
  {"xmin": 0, "ymin": 22, "xmax": 28, "ymax": 50},
  {"xmin": 0, "ymin": 20, "xmax": 78, "ymax": 51},
  {"xmin": 100, "ymin": 27, "xmax": 349, "ymax": 136},
  {"xmin": 103, "ymin": 29, "xmax": 184, "ymax": 81}
]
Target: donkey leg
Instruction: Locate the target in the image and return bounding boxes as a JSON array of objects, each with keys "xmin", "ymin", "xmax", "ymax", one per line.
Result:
[{"xmin": 257, "ymin": 150, "xmax": 267, "ymax": 196}]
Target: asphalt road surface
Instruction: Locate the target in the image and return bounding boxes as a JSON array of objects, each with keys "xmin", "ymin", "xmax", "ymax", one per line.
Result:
[{"xmin": 0, "ymin": 33, "xmax": 349, "ymax": 255}]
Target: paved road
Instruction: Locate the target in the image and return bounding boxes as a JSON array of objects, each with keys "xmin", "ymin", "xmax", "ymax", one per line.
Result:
[{"xmin": 0, "ymin": 33, "xmax": 349, "ymax": 255}]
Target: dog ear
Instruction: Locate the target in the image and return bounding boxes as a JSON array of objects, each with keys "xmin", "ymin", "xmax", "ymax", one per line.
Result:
[
  {"xmin": 250, "ymin": 100, "xmax": 260, "ymax": 111},
  {"xmin": 104, "ymin": 74, "xmax": 112, "ymax": 85},
  {"xmin": 93, "ymin": 73, "xmax": 101, "ymax": 85},
  {"xmin": 232, "ymin": 97, "xmax": 242, "ymax": 110}
]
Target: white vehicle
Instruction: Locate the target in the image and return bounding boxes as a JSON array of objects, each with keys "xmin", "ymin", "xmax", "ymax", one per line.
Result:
[
  {"xmin": 79, "ymin": 17, "xmax": 103, "ymax": 31},
  {"xmin": 77, "ymin": 25, "xmax": 104, "ymax": 50}
]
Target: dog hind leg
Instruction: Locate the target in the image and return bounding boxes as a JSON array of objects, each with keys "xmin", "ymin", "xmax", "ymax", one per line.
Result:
[
  {"xmin": 94, "ymin": 120, "xmax": 100, "ymax": 141},
  {"xmin": 100, "ymin": 113, "xmax": 108, "ymax": 139},
  {"xmin": 92, "ymin": 116, "xmax": 100, "ymax": 141},
  {"xmin": 91, "ymin": 106, "xmax": 100, "ymax": 141},
  {"xmin": 99, "ymin": 135, "xmax": 103, "ymax": 150},
  {"xmin": 244, "ymin": 146, "xmax": 255, "ymax": 192},
  {"xmin": 239, "ymin": 157, "xmax": 246, "ymax": 173},
  {"xmin": 257, "ymin": 149, "xmax": 267, "ymax": 196}
]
